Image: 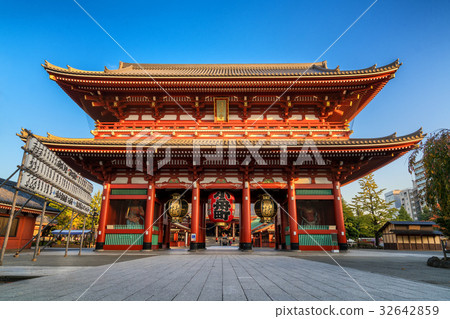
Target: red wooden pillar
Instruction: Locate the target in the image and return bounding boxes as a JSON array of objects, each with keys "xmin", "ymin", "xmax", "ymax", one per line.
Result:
[
  {"xmin": 143, "ymin": 181, "xmax": 155, "ymax": 250},
  {"xmin": 333, "ymin": 180, "xmax": 348, "ymax": 250},
  {"xmin": 288, "ymin": 178, "xmax": 299, "ymax": 250},
  {"xmin": 96, "ymin": 181, "xmax": 111, "ymax": 250},
  {"xmin": 240, "ymin": 181, "xmax": 252, "ymax": 251},
  {"xmin": 190, "ymin": 181, "xmax": 201, "ymax": 250}
]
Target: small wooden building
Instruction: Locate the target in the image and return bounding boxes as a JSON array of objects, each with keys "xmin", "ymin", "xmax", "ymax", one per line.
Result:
[
  {"xmin": 378, "ymin": 221, "xmax": 443, "ymax": 250},
  {"xmin": 0, "ymin": 178, "xmax": 59, "ymax": 249}
]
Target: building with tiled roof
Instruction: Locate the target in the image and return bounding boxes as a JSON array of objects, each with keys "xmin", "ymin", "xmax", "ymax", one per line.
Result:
[
  {"xmin": 21, "ymin": 59, "xmax": 423, "ymax": 252},
  {"xmin": 0, "ymin": 178, "xmax": 59, "ymax": 250}
]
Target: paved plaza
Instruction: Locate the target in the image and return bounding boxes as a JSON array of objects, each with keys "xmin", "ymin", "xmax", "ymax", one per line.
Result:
[{"xmin": 0, "ymin": 248, "xmax": 449, "ymax": 301}]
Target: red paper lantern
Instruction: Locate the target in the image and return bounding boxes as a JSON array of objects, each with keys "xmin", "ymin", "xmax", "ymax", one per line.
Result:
[{"xmin": 208, "ymin": 191, "xmax": 235, "ymax": 226}]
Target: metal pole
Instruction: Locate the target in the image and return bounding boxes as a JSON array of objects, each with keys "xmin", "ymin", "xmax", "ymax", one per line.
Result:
[
  {"xmin": 0, "ymin": 167, "xmax": 20, "ymax": 189},
  {"xmin": 64, "ymin": 210, "xmax": 74, "ymax": 257},
  {"xmin": 40, "ymin": 212, "xmax": 80, "ymax": 254},
  {"xmin": 79, "ymin": 214, "xmax": 86, "ymax": 256},
  {"xmin": 0, "ymin": 137, "xmax": 29, "ymax": 266},
  {"xmin": 14, "ymin": 207, "xmax": 66, "ymax": 257},
  {"xmin": 32, "ymin": 201, "xmax": 47, "ymax": 262},
  {"xmin": 90, "ymin": 210, "xmax": 96, "ymax": 248}
]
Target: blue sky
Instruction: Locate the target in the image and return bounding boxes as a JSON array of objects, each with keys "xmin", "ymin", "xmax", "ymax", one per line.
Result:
[{"xmin": 0, "ymin": 0, "xmax": 449, "ymax": 201}]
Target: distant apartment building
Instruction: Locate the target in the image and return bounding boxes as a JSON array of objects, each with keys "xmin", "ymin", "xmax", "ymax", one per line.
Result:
[
  {"xmin": 412, "ymin": 160, "xmax": 426, "ymax": 209},
  {"xmin": 385, "ymin": 190, "xmax": 402, "ymax": 209},
  {"xmin": 385, "ymin": 188, "xmax": 420, "ymax": 220}
]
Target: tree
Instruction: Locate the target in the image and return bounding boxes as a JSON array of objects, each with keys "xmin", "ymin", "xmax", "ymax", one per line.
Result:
[
  {"xmin": 53, "ymin": 190, "xmax": 101, "ymax": 231},
  {"xmin": 417, "ymin": 206, "xmax": 433, "ymax": 221},
  {"xmin": 342, "ymin": 199, "xmax": 359, "ymax": 240},
  {"xmin": 395, "ymin": 206, "xmax": 413, "ymax": 221},
  {"xmin": 409, "ymin": 129, "xmax": 450, "ymax": 236},
  {"xmin": 350, "ymin": 173, "xmax": 397, "ymax": 245}
]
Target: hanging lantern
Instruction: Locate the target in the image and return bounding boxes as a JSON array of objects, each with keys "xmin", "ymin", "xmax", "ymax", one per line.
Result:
[
  {"xmin": 254, "ymin": 194, "xmax": 277, "ymax": 223},
  {"xmin": 208, "ymin": 191, "xmax": 235, "ymax": 227},
  {"xmin": 167, "ymin": 193, "xmax": 189, "ymax": 223}
]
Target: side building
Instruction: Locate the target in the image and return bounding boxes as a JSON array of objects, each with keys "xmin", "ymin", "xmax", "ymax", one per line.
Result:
[{"xmin": 0, "ymin": 178, "xmax": 60, "ymax": 249}]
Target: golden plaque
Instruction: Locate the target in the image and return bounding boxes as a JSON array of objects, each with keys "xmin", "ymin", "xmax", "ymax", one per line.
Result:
[{"xmin": 214, "ymin": 98, "xmax": 229, "ymax": 122}]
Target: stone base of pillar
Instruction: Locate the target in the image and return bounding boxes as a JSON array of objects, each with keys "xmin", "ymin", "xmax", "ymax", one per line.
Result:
[
  {"xmin": 338, "ymin": 243, "xmax": 348, "ymax": 251},
  {"xmin": 197, "ymin": 243, "xmax": 206, "ymax": 249},
  {"xmin": 290, "ymin": 243, "xmax": 299, "ymax": 250},
  {"xmin": 158, "ymin": 243, "xmax": 162, "ymax": 249},
  {"xmin": 142, "ymin": 242, "xmax": 152, "ymax": 250},
  {"xmin": 239, "ymin": 243, "xmax": 252, "ymax": 251},
  {"xmin": 189, "ymin": 243, "xmax": 201, "ymax": 251},
  {"xmin": 95, "ymin": 242, "xmax": 104, "ymax": 250}
]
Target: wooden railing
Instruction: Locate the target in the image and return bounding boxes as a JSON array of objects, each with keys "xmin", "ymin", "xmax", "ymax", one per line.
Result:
[{"xmin": 92, "ymin": 120, "xmax": 351, "ymax": 140}]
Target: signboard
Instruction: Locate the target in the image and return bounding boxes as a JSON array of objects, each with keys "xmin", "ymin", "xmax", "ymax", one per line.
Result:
[
  {"xmin": 23, "ymin": 153, "xmax": 91, "ymax": 205},
  {"xmin": 213, "ymin": 97, "xmax": 229, "ymax": 122},
  {"xmin": 21, "ymin": 172, "xmax": 91, "ymax": 215},
  {"xmin": 26, "ymin": 136, "xmax": 93, "ymax": 194},
  {"xmin": 20, "ymin": 134, "xmax": 93, "ymax": 215}
]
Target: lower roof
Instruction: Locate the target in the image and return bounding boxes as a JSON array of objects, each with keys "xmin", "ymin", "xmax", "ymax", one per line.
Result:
[
  {"xmin": 19, "ymin": 129, "xmax": 424, "ymax": 150},
  {"xmin": 0, "ymin": 178, "xmax": 60, "ymax": 215}
]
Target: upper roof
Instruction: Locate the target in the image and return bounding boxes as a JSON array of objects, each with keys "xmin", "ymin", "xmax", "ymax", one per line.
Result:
[
  {"xmin": 43, "ymin": 60, "xmax": 401, "ymax": 78},
  {"xmin": 0, "ymin": 178, "xmax": 60, "ymax": 215}
]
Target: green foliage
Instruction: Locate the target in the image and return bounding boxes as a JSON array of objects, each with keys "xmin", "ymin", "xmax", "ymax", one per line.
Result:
[
  {"xmin": 350, "ymin": 174, "xmax": 397, "ymax": 242},
  {"xmin": 409, "ymin": 129, "xmax": 450, "ymax": 236},
  {"xmin": 418, "ymin": 206, "xmax": 432, "ymax": 221},
  {"xmin": 52, "ymin": 190, "xmax": 101, "ymax": 230},
  {"xmin": 395, "ymin": 206, "xmax": 413, "ymax": 221},
  {"xmin": 342, "ymin": 200, "xmax": 359, "ymax": 240}
]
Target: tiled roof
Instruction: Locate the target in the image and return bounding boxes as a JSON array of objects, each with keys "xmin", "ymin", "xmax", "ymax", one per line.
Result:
[
  {"xmin": 0, "ymin": 178, "xmax": 60, "ymax": 214},
  {"xmin": 389, "ymin": 221, "xmax": 436, "ymax": 226},
  {"xmin": 377, "ymin": 220, "xmax": 439, "ymax": 234},
  {"xmin": 43, "ymin": 60, "xmax": 401, "ymax": 78},
  {"xmin": 18, "ymin": 128, "xmax": 424, "ymax": 149}
]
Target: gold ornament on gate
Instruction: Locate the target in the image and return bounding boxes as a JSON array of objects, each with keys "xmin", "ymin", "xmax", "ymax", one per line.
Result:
[
  {"xmin": 167, "ymin": 193, "xmax": 189, "ymax": 223},
  {"xmin": 254, "ymin": 194, "xmax": 277, "ymax": 223}
]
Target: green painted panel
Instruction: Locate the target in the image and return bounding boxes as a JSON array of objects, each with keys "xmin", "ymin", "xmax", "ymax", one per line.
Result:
[
  {"xmin": 105, "ymin": 233, "xmax": 144, "ymax": 246},
  {"xmin": 298, "ymin": 234, "xmax": 337, "ymax": 246},
  {"xmin": 296, "ymin": 189, "xmax": 332, "ymax": 196},
  {"xmin": 152, "ymin": 226, "xmax": 159, "ymax": 245},
  {"xmin": 152, "ymin": 234, "xmax": 159, "ymax": 245},
  {"xmin": 112, "ymin": 225, "xmax": 144, "ymax": 229},
  {"xmin": 111, "ymin": 189, "xmax": 147, "ymax": 195},
  {"xmin": 298, "ymin": 225, "xmax": 330, "ymax": 230},
  {"xmin": 285, "ymin": 235, "xmax": 290, "ymax": 246}
]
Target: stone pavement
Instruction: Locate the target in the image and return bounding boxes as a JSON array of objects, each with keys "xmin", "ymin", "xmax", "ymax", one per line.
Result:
[{"xmin": 1, "ymin": 249, "xmax": 450, "ymax": 301}]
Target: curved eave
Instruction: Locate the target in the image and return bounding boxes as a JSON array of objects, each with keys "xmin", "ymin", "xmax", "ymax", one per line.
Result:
[
  {"xmin": 18, "ymin": 129, "xmax": 424, "ymax": 151},
  {"xmin": 42, "ymin": 60, "xmax": 401, "ymax": 80}
]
